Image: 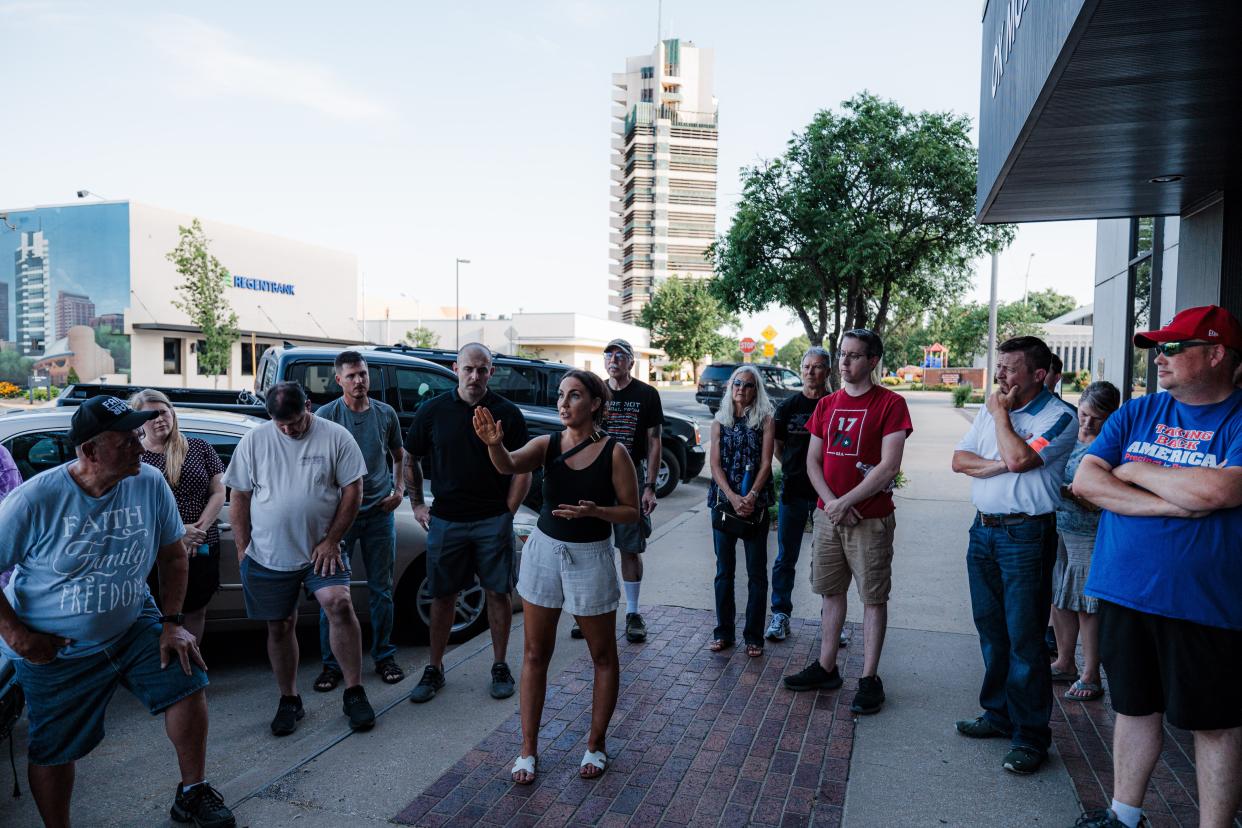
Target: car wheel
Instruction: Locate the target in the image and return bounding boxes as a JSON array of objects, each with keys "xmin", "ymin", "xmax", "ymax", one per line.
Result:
[
  {"xmin": 396, "ymin": 555, "xmax": 490, "ymax": 645},
  {"xmin": 656, "ymin": 447, "xmax": 680, "ymax": 498}
]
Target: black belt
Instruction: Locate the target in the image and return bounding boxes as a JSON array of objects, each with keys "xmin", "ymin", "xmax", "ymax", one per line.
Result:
[{"xmin": 977, "ymin": 511, "xmax": 1054, "ymax": 527}]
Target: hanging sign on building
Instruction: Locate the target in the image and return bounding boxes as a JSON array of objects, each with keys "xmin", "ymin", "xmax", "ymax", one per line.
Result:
[{"xmin": 233, "ymin": 275, "xmax": 296, "ymax": 296}]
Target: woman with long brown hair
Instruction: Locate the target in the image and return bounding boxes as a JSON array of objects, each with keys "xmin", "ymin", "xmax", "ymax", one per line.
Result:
[{"xmin": 131, "ymin": 389, "xmax": 227, "ymax": 643}]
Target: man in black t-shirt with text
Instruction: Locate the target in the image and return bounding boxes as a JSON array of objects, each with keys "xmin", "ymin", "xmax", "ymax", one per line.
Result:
[
  {"xmin": 767, "ymin": 347, "xmax": 831, "ymax": 642},
  {"xmin": 402, "ymin": 343, "xmax": 531, "ymax": 703}
]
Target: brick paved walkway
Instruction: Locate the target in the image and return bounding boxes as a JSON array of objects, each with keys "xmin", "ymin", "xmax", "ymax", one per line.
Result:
[
  {"xmin": 395, "ymin": 605, "xmax": 861, "ymax": 827},
  {"xmin": 1051, "ymin": 682, "xmax": 1242, "ymax": 828}
]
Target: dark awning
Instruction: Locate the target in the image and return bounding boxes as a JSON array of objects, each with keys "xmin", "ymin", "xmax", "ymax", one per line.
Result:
[{"xmin": 977, "ymin": 0, "xmax": 1241, "ymax": 224}]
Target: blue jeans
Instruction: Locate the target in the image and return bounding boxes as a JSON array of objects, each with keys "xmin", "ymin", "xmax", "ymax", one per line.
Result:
[
  {"xmin": 965, "ymin": 514, "xmax": 1056, "ymax": 754},
  {"xmin": 771, "ymin": 497, "xmax": 816, "ymax": 615},
  {"xmin": 713, "ymin": 522, "xmax": 770, "ymax": 647},
  {"xmin": 320, "ymin": 508, "xmax": 397, "ymax": 669}
]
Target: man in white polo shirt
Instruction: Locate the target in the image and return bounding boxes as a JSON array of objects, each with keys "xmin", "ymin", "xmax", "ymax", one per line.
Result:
[{"xmin": 951, "ymin": 336, "xmax": 1078, "ymax": 776}]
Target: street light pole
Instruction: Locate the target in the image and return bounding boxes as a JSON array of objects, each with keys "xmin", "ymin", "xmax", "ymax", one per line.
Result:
[
  {"xmin": 1022, "ymin": 252, "xmax": 1035, "ymax": 305},
  {"xmin": 455, "ymin": 257, "xmax": 471, "ymax": 349},
  {"xmin": 986, "ymin": 251, "xmax": 999, "ymax": 396}
]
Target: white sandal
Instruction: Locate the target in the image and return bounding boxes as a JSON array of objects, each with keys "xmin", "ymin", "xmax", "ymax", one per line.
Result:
[
  {"xmin": 511, "ymin": 754, "xmax": 537, "ymax": 785},
  {"xmin": 580, "ymin": 749, "xmax": 608, "ymax": 777}
]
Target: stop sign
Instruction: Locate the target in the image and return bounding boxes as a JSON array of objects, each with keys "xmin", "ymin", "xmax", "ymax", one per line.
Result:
[{"xmin": 739, "ymin": 337, "xmax": 757, "ymax": 354}]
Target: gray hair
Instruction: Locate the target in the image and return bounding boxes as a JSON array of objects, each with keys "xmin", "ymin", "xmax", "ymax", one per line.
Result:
[
  {"xmin": 802, "ymin": 347, "xmax": 830, "ymax": 368},
  {"xmin": 266, "ymin": 381, "xmax": 308, "ymax": 420},
  {"xmin": 1079, "ymin": 381, "xmax": 1120, "ymax": 416},
  {"xmin": 715, "ymin": 364, "xmax": 774, "ymax": 430}
]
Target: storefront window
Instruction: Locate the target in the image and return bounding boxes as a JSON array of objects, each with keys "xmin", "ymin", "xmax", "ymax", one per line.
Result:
[
  {"xmin": 241, "ymin": 342, "xmax": 271, "ymax": 375},
  {"xmin": 163, "ymin": 338, "xmax": 182, "ymax": 375}
]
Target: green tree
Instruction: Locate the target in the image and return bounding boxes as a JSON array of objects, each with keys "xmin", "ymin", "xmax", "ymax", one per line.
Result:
[
  {"xmin": 66, "ymin": 367, "xmax": 81, "ymax": 385},
  {"xmin": 639, "ymin": 276, "xmax": 737, "ymax": 381},
  {"xmin": 94, "ymin": 327, "xmax": 131, "ymax": 374},
  {"xmin": 403, "ymin": 326, "xmax": 440, "ymax": 348},
  {"xmin": 0, "ymin": 350, "xmax": 34, "ymax": 385},
  {"xmin": 711, "ymin": 93, "xmax": 1014, "ymax": 382},
  {"xmin": 1025, "ymin": 288, "xmax": 1078, "ymax": 322},
  {"xmin": 929, "ymin": 301, "xmax": 1045, "ymax": 366},
  {"xmin": 775, "ymin": 335, "xmax": 811, "ymax": 368},
  {"xmin": 167, "ymin": 219, "xmax": 239, "ymax": 382}
]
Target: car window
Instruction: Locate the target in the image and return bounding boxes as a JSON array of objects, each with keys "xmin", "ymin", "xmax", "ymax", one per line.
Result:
[
  {"xmin": 781, "ymin": 370, "xmax": 803, "ymax": 389},
  {"xmin": 700, "ymin": 365, "xmax": 734, "ymax": 383},
  {"xmin": 396, "ymin": 367, "xmax": 456, "ymax": 414},
  {"xmin": 183, "ymin": 431, "xmax": 243, "ymax": 470},
  {"xmin": 286, "ymin": 362, "xmax": 384, "ymax": 407},
  {"xmin": 762, "ymin": 369, "xmax": 782, "ymax": 388},
  {"xmin": 489, "ymin": 364, "xmax": 542, "ymax": 405},
  {"xmin": 2, "ymin": 431, "xmax": 76, "ymax": 481}
]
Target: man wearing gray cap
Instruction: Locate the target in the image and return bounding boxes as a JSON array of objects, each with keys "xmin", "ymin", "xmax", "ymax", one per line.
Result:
[{"xmin": 580, "ymin": 338, "xmax": 662, "ymax": 643}]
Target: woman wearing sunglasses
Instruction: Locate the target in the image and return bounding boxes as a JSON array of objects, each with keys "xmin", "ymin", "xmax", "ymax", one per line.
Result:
[{"xmin": 707, "ymin": 364, "xmax": 775, "ymax": 657}]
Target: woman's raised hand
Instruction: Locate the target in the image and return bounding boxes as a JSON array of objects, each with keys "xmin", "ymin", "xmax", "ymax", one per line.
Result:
[{"xmin": 472, "ymin": 406, "xmax": 505, "ymax": 446}]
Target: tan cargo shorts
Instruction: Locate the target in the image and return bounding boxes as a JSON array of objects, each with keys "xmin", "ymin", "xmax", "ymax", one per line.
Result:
[{"xmin": 809, "ymin": 512, "xmax": 897, "ymax": 604}]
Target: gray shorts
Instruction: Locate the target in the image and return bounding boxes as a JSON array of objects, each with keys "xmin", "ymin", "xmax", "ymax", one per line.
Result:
[
  {"xmin": 518, "ymin": 527, "xmax": 620, "ymax": 617},
  {"xmin": 240, "ymin": 555, "xmax": 351, "ymax": 621},
  {"xmin": 425, "ymin": 513, "xmax": 514, "ymax": 598},
  {"xmin": 614, "ymin": 462, "xmax": 651, "ymax": 553}
]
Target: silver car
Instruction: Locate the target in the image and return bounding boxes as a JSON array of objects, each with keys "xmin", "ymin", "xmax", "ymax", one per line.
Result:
[{"xmin": 0, "ymin": 407, "xmax": 534, "ymax": 644}]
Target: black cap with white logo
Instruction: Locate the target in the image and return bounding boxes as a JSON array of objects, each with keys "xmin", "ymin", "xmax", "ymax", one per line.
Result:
[{"xmin": 68, "ymin": 396, "xmax": 158, "ymax": 446}]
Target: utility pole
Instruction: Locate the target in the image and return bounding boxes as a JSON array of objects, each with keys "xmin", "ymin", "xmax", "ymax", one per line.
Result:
[
  {"xmin": 1022, "ymin": 252, "xmax": 1035, "ymax": 304},
  {"xmin": 986, "ymin": 252, "xmax": 999, "ymax": 396}
]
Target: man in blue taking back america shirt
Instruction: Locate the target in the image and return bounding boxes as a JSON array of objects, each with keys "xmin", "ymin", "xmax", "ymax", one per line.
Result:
[{"xmin": 1071, "ymin": 305, "xmax": 1242, "ymax": 828}]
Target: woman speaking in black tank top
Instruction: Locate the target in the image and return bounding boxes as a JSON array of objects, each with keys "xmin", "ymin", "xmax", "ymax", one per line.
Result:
[{"xmin": 473, "ymin": 370, "xmax": 639, "ymax": 786}]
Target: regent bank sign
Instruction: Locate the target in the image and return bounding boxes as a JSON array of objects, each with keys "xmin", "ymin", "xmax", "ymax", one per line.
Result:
[
  {"xmin": 232, "ymin": 275, "xmax": 296, "ymax": 296},
  {"xmin": 989, "ymin": 0, "xmax": 1032, "ymax": 98}
]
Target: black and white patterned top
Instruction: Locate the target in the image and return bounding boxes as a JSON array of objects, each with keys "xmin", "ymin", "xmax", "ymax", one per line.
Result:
[{"xmin": 141, "ymin": 438, "xmax": 226, "ymax": 546}]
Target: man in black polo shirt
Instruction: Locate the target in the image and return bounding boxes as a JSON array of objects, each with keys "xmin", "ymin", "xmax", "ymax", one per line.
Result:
[{"xmin": 402, "ymin": 343, "xmax": 531, "ymax": 703}]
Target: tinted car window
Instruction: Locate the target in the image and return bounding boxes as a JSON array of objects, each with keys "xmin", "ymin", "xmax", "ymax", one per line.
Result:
[
  {"xmin": 489, "ymin": 364, "xmax": 541, "ymax": 405},
  {"xmin": 700, "ymin": 365, "xmax": 735, "ymax": 383},
  {"xmin": 183, "ymin": 431, "xmax": 242, "ymax": 469},
  {"xmin": 286, "ymin": 362, "xmax": 384, "ymax": 406},
  {"xmin": 781, "ymin": 370, "xmax": 803, "ymax": 389},
  {"xmin": 3, "ymin": 431, "xmax": 76, "ymax": 481},
  {"xmin": 395, "ymin": 367, "xmax": 456, "ymax": 414}
]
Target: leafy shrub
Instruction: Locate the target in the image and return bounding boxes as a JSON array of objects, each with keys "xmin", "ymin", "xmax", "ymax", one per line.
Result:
[
  {"xmin": 881, "ymin": 376, "xmax": 901, "ymax": 386},
  {"xmin": 0, "ymin": 381, "xmax": 21, "ymax": 398},
  {"xmin": 1068, "ymin": 369, "xmax": 1091, "ymax": 392},
  {"xmin": 952, "ymin": 384, "xmax": 974, "ymax": 407}
]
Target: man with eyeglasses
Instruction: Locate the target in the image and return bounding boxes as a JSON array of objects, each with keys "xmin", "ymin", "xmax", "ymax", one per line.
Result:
[
  {"xmin": 951, "ymin": 335, "xmax": 1077, "ymax": 776},
  {"xmin": 312, "ymin": 351, "xmax": 407, "ymax": 692},
  {"xmin": 1068, "ymin": 305, "xmax": 1242, "ymax": 828},
  {"xmin": 783, "ymin": 329, "xmax": 911, "ymax": 719}
]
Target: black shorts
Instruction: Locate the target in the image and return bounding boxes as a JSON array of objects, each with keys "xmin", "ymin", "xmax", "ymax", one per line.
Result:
[
  {"xmin": 1099, "ymin": 600, "xmax": 1242, "ymax": 731},
  {"xmin": 146, "ymin": 541, "xmax": 221, "ymax": 614}
]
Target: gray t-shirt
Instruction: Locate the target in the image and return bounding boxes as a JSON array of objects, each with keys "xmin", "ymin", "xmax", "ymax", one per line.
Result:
[
  {"xmin": 223, "ymin": 418, "xmax": 367, "ymax": 571},
  {"xmin": 0, "ymin": 463, "xmax": 184, "ymax": 660},
  {"xmin": 315, "ymin": 398, "xmax": 402, "ymax": 512}
]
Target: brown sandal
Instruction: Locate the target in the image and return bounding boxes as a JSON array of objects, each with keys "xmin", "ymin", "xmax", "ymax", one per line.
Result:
[
  {"xmin": 746, "ymin": 644, "xmax": 764, "ymax": 658},
  {"xmin": 708, "ymin": 639, "xmax": 734, "ymax": 652},
  {"xmin": 313, "ymin": 666, "xmax": 342, "ymax": 692}
]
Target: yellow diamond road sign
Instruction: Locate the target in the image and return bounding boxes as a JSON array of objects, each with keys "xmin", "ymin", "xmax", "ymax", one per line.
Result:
[
  {"xmin": 763, "ymin": 342, "xmax": 776, "ymax": 357},
  {"xmin": 761, "ymin": 325, "xmax": 778, "ymax": 341}
]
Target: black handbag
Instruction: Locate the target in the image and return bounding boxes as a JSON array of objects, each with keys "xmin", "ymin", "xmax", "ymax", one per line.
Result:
[{"xmin": 711, "ymin": 490, "xmax": 767, "ymax": 539}]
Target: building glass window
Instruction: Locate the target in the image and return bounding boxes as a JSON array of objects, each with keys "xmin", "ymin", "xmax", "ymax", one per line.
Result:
[
  {"xmin": 241, "ymin": 342, "xmax": 271, "ymax": 376},
  {"xmin": 163, "ymin": 338, "xmax": 182, "ymax": 375}
]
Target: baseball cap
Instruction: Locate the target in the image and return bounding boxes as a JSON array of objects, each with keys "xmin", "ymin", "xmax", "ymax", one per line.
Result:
[
  {"xmin": 604, "ymin": 338, "xmax": 634, "ymax": 358},
  {"xmin": 68, "ymin": 396, "xmax": 158, "ymax": 446},
  {"xmin": 1133, "ymin": 304, "xmax": 1242, "ymax": 350}
]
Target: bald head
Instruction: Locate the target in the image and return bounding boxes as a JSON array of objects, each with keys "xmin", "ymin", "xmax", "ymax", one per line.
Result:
[
  {"xmin": 454, "ymin": 342, "xmax": 494, "ymax": 403},
  {"xmin": 457, "ymin": 342, "xmax": 492, "ymax": 365}
]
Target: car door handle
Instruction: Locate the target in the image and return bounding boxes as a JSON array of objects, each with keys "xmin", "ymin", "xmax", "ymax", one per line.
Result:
[{"xmin": 217, "ymin": 522, "xmax": 231, "ymax": 532}]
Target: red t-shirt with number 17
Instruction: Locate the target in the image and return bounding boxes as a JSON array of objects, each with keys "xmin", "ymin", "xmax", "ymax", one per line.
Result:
[{"xmin": 807, "ymin": 385, "xmax": 913, "ymax": 518}]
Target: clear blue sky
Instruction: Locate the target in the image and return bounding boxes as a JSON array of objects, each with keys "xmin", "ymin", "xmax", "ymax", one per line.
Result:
[{"xmin": 1, "ymin": 0, "xmax": 1094, "ymax": 343}]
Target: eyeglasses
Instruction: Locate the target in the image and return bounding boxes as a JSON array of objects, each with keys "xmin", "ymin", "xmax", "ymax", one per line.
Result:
[
  {"xmin": 839, "ymin": 352, "xmax": 871, "ymax": 363},
  {"xmin": 604, "ymin": 351, "xmax": 631, "ymax": 362},
  {"xmin": 1151, "ymin": 341, "xmax": 1212, "ymax": 357},
  {"xmin": 732, "ymin": 379, "xmax": 756, "ymax": 389}
]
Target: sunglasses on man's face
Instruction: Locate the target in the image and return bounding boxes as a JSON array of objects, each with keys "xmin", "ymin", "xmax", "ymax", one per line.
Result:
[
  {"xmin": 1151, "ymin": 341, "xmax": 1212, "ymax": 357},
  {"xmin": 732, "ymin": 379, "xmax": 756, "ymax": 389}
]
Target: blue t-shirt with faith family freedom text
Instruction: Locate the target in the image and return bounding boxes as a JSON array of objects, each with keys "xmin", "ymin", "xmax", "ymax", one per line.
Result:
[
  {"xmin": 1084, "ymin": 388, "xmax": 1242, "ymax": 630},
  {"xmin": 0, "ymin": 463, "xmax": 185, "ymax": 659}
]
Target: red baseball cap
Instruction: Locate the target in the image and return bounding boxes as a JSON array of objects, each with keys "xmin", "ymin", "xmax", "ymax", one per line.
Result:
[{"xmin": 1133, "ymin": 304, "xmax": 1242, "ymax": 350}]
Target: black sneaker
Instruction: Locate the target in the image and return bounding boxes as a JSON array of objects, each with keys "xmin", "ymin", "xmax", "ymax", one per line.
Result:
[
  {"xmin": 1002, "ymin": 745, "xmax": 1044, "ymax": 775},
  {"xmin": 342, "ymin": 685, "xmax": 376, "ymax": 731},
  {"xmin": 171, "ymin": 782, "xmax": 236, "ymax": 828},
  {"xmin": 954, "ymin": 715, "xmax": 1007, "ymax": 739},
  {"xmin": 490, "ymin": 661, "xmax": 516, "ymax": 699},
  {"xmin": 270, "ymin": 695, "xmax": 303, "ymax": 736},
  {"xmin": 408, "ymin": 665, "xmax": 445, "ymax": 703},
  {"xmin": 1072, "ymin": 808, "xmax": 1149, "ymax": 827},
  {"xmin": 625, "ymin": 612, "xmax": 647, "ymax": 643},
  {"xmin": 570, "ymin": 622, "xmax": 584, "ymax": 639},
  {"xmin": 783, "ymin": 661, "xmax": 843, "ymax": 692},
  {"xmin": 851, "ymin": 675, "xmax": 885, "ymax": 714}
]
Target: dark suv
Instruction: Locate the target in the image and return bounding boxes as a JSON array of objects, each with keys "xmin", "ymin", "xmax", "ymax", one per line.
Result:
[
  {"xmin": 695, "ymin": 362, "xmax": 804, "ymax": 413},
  {"xmin": 371, "ymin": 345, "xmax": 706, "ymax": 497}
]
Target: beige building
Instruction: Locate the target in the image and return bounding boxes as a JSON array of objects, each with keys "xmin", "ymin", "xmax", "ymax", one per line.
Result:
[{"xmin": 609, "ymin": 38, "xmax": 718, "ymax": 324}]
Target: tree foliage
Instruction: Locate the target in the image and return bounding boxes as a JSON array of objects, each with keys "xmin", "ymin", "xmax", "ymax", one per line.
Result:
[
  {"xmin": 639, "ymin": 276, "xmax": 736, "ymax": 380},
  {"xmin": 927, "ymin": 301, "xmax": 1045, "ymax": 366},
  {"xmin": 711, "ymin": 92, "xmax": 1014, "ymax": 377},
  {"xmin": 1025, "ymin": 288, "xmax": 1078, "ymax": 322},
  {"xmin": 775, "ymin": 335, "xmax": 811, "ymax": 368},
  {"xmin": 0, "ymin": 350, "xmax": 34, "ymax": 385},
  {"xmin": 168, "ymin": 219, "xmax": 239, "ymax": 380},
  {"xmin": 404, "ymin": 326, "xmax": 440, "ymax": 348}
]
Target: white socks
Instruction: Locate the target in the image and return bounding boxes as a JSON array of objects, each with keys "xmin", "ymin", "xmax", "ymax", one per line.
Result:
[
  {"xmin": 623, "ymin": 581, "xmax": 641, "ymax": 615},
  {"xmin": 1110, "ymin": 800, "xmax": 1143, "ymax": 828}
]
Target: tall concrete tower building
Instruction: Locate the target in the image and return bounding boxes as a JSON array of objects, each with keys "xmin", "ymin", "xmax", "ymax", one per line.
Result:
[
  {"xmin": 15, "ymin": 230, "xmax": 52, "ymax": 355},
  {"xmin": 609, "ymin": 38, "xmax": 718, "ymax": 323}
]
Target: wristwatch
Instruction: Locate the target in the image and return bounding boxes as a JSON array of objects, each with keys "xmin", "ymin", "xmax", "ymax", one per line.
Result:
[
  {"xmin": 643, "ymin": 482, "xmax": 657, "ymax": 491},
  {"xmin": 158, "ymin": 613, "xmax": 185, "ymax": 626}
]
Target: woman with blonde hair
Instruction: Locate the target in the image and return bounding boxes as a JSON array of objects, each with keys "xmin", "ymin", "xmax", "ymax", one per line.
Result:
[
  {"xmin": 131, "ymin": 389, "xmax": 227, "ymax": 643},
  {"xmin": 707, "ymin": 364, "xmax": 776, "ymax": 657}
]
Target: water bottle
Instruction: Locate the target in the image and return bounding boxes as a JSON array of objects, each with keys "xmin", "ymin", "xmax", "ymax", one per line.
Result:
[
  {"xmin": 740, "ymin": 462, "xmax": 754, "ymax": 496},
  {"xmin": 196, "ymin": 543, "xmax": 210, "ymax": 556}
]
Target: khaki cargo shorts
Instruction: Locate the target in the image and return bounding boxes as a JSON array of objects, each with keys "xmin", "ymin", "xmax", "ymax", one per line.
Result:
[{"xmin": 809, "ymin": 512, "xmax": 897, "ymax": 604}]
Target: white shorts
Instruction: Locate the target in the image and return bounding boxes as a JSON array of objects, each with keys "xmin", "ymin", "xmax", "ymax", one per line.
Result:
[{"xmin": 517, "ymin": 527, "xmax": 620, "ymax": 617}]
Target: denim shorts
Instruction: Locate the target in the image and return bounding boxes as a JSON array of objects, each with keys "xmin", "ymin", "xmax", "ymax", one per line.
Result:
[
  {"xmin": 14, "ymin": 611, "xmax": 209, "ymax": 766},
  {"xmin": 240, "ymin": 555, "xmax": 351, "ymax": 621},
  {"xmin": 425, "ymin": 513, "xmax": 514, "ymax": 598},
  {"xmin": 518, "ymin": 527, "xmax": 619, "ymax": 616}
]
